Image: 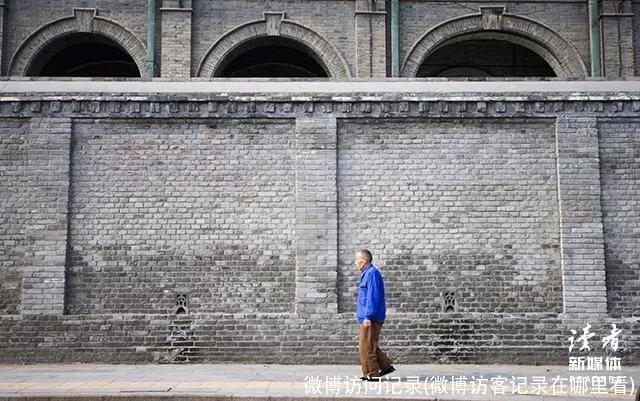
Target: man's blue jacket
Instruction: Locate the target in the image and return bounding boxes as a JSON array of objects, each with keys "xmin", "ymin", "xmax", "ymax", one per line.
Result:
[{"xmin": 356, "ymin": 263, "xmax": 386, "ymax": 323}]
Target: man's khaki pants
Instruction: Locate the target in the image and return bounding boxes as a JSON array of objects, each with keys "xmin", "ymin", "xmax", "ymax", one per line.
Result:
[{"xmin": 358, "ymin": 321, "xmax": 392, "ymax": 377}]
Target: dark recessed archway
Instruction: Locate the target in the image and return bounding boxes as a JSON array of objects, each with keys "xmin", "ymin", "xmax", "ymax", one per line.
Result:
[
  {"xmin": 417, "ymin": 39, "xmax": 556, "ymax": 78},
  {"xmin": 215, "ymin": 36, "xmax": 329, "ymax": 78},
  {"xmin": 27, "ymin": 33, "xmax": 140, "ymax": 77}
]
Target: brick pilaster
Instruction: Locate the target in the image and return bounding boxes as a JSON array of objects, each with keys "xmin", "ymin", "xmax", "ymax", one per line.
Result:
[
  {"xmin": 355, "ymin": 0, "xmax": 386, "ymax": 77},
  {"xmin": 294, "ymin": 117, "xmax": 338, "ymax": 316},
  {"xmin": 0, "ymin": 0, "xmax": 5, "ymax": 75},
  {"xmin": 21, "ymin": 118, "xmax": 71, "ymax": 315},
  {"xmin": 600, "ymin": 13, "xmax": 635, "ymax": 77},
  {"xmin": 160, "ymin": 0, "xmax": 192, "ymax": 78},
  {"xmin": 555, "ymin": 115, "xmax": 607, "ymax": 318}
]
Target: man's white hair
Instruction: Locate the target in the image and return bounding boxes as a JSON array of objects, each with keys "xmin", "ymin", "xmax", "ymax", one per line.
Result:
[{"xmin": 356, "ymin": 249, "xmax": 373, "ymax": 263}]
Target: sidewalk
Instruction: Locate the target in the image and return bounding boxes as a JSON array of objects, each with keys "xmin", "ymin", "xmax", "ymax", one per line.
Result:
[{"xmin": 0, "ymin": 363, "xmax": 638, "ymax": 401}]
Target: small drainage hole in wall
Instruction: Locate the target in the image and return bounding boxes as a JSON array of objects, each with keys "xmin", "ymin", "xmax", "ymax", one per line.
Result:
[
  {"xmin": 443, "ymin": 291, "xmax": 455, "ymax": 313},
  {"xmin": 175, "ymin": 293, "xmax": 188, "ymax": 315}
]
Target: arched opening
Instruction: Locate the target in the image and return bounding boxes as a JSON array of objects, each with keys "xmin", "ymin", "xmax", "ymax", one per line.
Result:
[
  {"xmin": 215, "ymin": 36, "xmax": 329, "ymax": 78},
  {"xmin": 417, "ymin": 38, "xmax": 556, "ymax": 78},
  {"xmin": 27, "ymin": 33, "xmax": 140, "ymax": 77}
]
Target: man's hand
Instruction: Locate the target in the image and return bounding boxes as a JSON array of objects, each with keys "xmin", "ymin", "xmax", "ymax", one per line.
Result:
[{"xmin": 362, "ymin": 319, "xmax": 371, "ymax": 329}]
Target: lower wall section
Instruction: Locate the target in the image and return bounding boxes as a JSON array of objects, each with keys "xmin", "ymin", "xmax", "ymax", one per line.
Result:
[
  {"xmin": 0, "ymin": 313, "xmax": 637, "ymax": 365},
  {"xmin": 1, "ymin": 88, "xmax": 639, "ymax": 365}
]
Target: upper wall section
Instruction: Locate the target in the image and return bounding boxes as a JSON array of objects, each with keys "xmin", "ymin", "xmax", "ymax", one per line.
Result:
[
  {"xmin": 2, "ymin": 0, "xmax": 148, "ymax": 76},
  {"xmin": 400, "ymin": 10, "xmax": 588, "ymax": 78},
  {"xmin": 635, "ymin": 2, "xmax": 640, "ymax": 75},
  {"xmin": 195, "ymin": 13, "xmax": 351, "ymax": 78},
  {"xmin": 1, "ymin": 0, "xmax": 638, "ymax": 78},
  {"xmin": 192, "ymin": 1, "xmax": 355, "ymax": 78},
  {"xmin": 399, "ymin": 1, "xmax": 592, "ymax": 77},
  {"xmin": 8, "ymin": 11, "xmax": 146, "ymax": 77}
]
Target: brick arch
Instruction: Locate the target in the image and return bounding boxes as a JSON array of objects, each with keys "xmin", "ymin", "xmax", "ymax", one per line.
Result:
[
  {"xmin": 401, "ymin": 12, "xmax": 588, "ymax": 78},
  {"xmin": 9, "ymin": 12, "xmax": 146, "ymax": 77},
  {"xmin": 197, "ymin": 15, "xmax": 351, "ymax": 78}
]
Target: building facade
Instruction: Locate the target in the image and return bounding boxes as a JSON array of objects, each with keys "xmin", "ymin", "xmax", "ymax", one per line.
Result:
[
  {"xmin": 0, "ymin": 0, "xmax": 638, "ymax": 79},
  {"xmin": 0, "ymin": 0, "xmax": 639, "ymax": 365}
]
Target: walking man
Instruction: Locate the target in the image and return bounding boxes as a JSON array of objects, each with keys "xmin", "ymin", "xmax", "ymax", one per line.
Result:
[{"xmin": 354, "ymin": 249, "xmax": 395, "ymax": 380}]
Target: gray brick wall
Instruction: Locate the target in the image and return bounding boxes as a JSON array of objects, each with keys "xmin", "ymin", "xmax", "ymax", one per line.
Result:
[
  {"xmin": 294, "ymin": 117, "xmax": 339, "ymax": 315},
  {"xmin": 355, "ymin": 0, "xmax": 386, "ymax": 77},
  {"xmin": 160, "ymin": 1, "xmax": 192, "ymax": 78},
  {"xmin": 337, "ymin": 118, "xmax": 562, "ymax": 314},
  {"xmin": 0, "ymin": 86, "xmax": 639, "ymax": 364},
  {"xmin": 1, "ymin": 0, "xmax": 639, "ymax": 78},
  {"xmin": 66, "ymin": 118, "xmax": 297, "ymax": 314},
  {"xmin": 21, "ymin": 117, "xmax": 71, "ymax": 316},
  {"xmin": 0, "ymin": 312, "xmax": 574, "ymax": 364},
  {"xmin": 601, "ymin": 14, "xmax": 635, "ymax": 77},
  {"xmin": 0, "ymin": 312, "xmax": 633, "ymax": 365},
  {"xmin": 599, "ymin": 118, "xmax": 640, "ymax": 317},
  {"xmin": 0, "ymin": 118, "xmax": 28, "ymax": 315},
  {"xmin": 555, "ymin": 116, "xmax": 607, "ymax": 318},
  {"xmin": 0, "ymin": 1, "xmax": 5, "ymax": 74},
  {"xmin": 635, "ymin": 2, "xmax": 640, "ymax": 76}
]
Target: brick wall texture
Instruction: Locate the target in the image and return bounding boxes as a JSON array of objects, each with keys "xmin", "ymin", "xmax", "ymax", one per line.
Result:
[
  {"xmin": 67, "ymin": 119, "xmax": 296, "ymax": 315},
  {"xmin": 1, "ymin": 0, "xmax": 639, "ymax": 77},
  {"xmin": 0, "ymin": 0, "xmax": 639, "ymax": 367},
  {"xmin": 0, "ymin": 119, "xmax": 29, "ymax": 315},
  {"xmin": 336, "ymin": 118, "xmax": 562, "ymax": 314},
  {"xmin": 599, "ymin": 118, "xmax": 640, "ymax": 318},
  {"xmin": 0, "ymin": 91, "xmax": 639, "ymax": 364}
]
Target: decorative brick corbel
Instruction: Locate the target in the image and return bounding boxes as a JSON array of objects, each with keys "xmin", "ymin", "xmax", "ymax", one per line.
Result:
[
  {"xmin": 265, "ymin": 12, "xmax": 285, "ymax": 36},
  {"xmin": 480, "ymin": 6, "xmax": 505, "ymax": 30},
  {"xmin": 74, "ymin": 8, "xmax": 97, "ymax": 32}
]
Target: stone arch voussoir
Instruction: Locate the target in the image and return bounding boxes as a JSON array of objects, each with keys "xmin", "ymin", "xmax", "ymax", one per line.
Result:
[
  {"xmin": 401, "ymin": 13, "xmax": 588, "ymax": 78},
  {"xmin": 197, "ymin": 17, "xmax": 351, "ymax": 78},
  {"xmin": 9, "ymin": 12, "xmax": 147, "ymax": 77}
]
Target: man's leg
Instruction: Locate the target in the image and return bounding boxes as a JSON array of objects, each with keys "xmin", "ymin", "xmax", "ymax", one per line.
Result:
[
  {"xmin": 376, "ymin": 345, "xmax": 392, "ymax": 369},
  {"xmin": 373, "ymin": 323, "xmax": 392, "ymax": 371},
  {"xmin": 358, "ymin": 323, "xmax": 381, "ymax": 377}
]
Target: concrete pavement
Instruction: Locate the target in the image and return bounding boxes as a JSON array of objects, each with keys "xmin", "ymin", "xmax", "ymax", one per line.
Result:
[{"xmin": 0, "ymin": 363, "xmax": 638, "ymax": 401}]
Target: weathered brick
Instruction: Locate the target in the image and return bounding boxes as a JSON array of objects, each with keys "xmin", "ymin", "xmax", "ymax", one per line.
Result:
[{"xmin": 0, "ymin": 90, "xmax": 639, "ymax": 365}]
